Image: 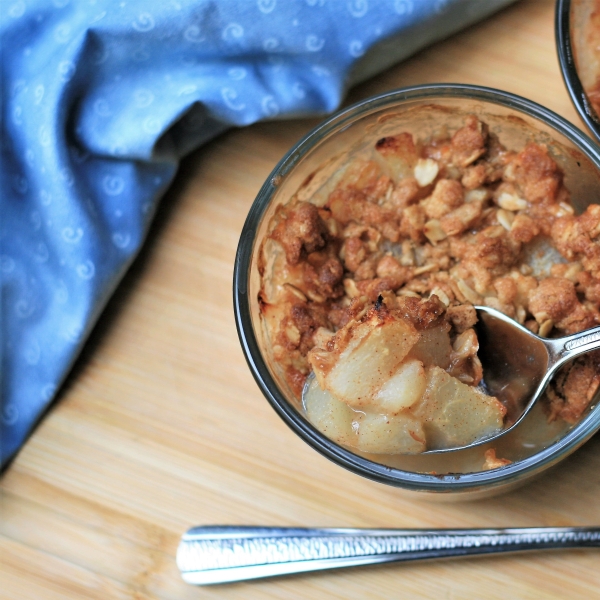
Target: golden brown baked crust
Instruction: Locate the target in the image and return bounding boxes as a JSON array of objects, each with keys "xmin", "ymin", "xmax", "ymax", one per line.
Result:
[{"xmin": 259, "ymin": 116, "xmax": 600, "ymax": 424}]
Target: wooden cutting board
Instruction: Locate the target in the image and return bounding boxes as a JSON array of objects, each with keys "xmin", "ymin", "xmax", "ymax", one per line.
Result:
[{"xmin": 2, "ymin": 1, "xmax": 599, "ymax": 598}]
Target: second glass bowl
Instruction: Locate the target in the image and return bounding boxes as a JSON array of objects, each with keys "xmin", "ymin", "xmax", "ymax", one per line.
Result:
[{"xmin": 557, "ymin": 0, "xmax": 600, "ymax": 141}]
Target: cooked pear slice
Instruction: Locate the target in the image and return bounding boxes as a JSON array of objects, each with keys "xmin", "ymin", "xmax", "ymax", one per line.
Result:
[
  {"xmin": 374, "ymin": 133, "xmax": 419, "ymax": 180},
  {"xmin": 406, "ymin": 321, "xmax": 452, "ymax": 369},
  {"xmin": 303, "ymin": 376, "xmax": 426, "ymax": 454},
  {"xmin": 308, "ymin": 307, "xmax": 419, "ymax": 410},
  {"xmin": 374, "ymin": 359, "xmax": 426, "ymax": 414},
  {"xmin": 411, "ymin": 366, "xmax": 506, "ymax": 450},
  {"xmin": 354, "ymin": 411, "xmax": 426, "ymax": 455},
  {"xmin": 303, "ymin": 377, "xmax": 356, "ymax": 448}
]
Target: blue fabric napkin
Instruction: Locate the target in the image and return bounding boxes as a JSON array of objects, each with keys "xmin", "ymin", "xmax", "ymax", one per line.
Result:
[{"xmin": 0, "ymin": 0, "xmax": 517, "ymax": 467}]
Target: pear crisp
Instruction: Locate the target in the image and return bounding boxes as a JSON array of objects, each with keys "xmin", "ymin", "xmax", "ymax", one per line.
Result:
[{"xmin": 258, "ymin": 115, "xmax": 600, "ymax": 454}]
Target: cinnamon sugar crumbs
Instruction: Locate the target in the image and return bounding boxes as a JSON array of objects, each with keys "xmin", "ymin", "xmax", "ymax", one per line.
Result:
[{"xmin": 259, "ymin": 116, "xmax": 600, "ymax": 425}]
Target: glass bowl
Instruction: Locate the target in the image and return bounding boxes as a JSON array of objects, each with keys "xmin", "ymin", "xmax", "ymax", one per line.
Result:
[
  {"xmin": 556, "ymin": 0, "xmax": 600, "ymax": 142},
  {"xmin": 234, "ymin": 84, "xmax": 600, "ymax": 498}
]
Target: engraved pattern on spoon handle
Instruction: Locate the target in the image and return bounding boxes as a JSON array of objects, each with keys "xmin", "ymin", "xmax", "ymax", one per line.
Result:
[
  {"xmin": 565, "ymin": 330, "xmax": 600, "ymax": 351},
  {"xmin": 177, "ymin": 526, "xmax": 600, "ymax": 585},
  {"xmin": 557, "ymin": 325, "xmax": 600, "ymax": 365}
]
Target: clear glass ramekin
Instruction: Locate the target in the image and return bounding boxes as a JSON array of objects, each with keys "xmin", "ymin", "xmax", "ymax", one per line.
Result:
[{"xmin": 233, "ymin": 84, "xmax": 600, "ymax": 498}]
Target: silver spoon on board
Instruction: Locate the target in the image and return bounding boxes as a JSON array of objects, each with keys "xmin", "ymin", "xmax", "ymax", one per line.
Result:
[{"xmin": 177, "ymin": 525, "xmax": 600, "ymax": 585}]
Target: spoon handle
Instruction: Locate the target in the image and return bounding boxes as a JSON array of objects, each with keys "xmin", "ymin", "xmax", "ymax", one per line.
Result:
[
  {"xmin": 552, "ymin": 324, "xmax": 600, "ymax": 368},
  {"xmin": 177, "ymin": 525, "xmax": 600, "ymax": 585}
]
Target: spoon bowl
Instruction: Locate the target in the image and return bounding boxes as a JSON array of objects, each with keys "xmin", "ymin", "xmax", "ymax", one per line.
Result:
[
  {"xmin": 301, "ymin": 305, "xmax": 600, "ymax": 455},
  {"xmin": 430, "ymin": 305, "xmax": 600, "ymax": 453}
]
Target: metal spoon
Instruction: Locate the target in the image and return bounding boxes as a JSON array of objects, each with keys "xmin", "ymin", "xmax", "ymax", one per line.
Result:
[
  {"xmin": 177, "ymin": 525, "xmax": 600, "ymax": 585},
  {"xmin": 462, "ymin": 305, "xmax": 600, "ymax": 450},
  {"xmin": 302, "ymin": 305, "xmax": 600, "ymax": 454}
]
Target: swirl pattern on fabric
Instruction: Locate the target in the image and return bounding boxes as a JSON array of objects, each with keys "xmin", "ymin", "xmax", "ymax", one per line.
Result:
[{"xmin": 0, "ymin": 0, "xmax": 516, "ymax": 466}]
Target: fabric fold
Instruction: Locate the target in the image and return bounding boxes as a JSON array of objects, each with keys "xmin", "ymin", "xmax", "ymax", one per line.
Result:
[{"xmin": 0, "ymin": 0, "xmax": 517, "ymax": 467}]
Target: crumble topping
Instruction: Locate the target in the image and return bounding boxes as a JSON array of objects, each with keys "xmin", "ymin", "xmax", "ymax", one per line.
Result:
[{"xmin": 258, "ymin": 115, "xmax": 600, "ymax": 455}]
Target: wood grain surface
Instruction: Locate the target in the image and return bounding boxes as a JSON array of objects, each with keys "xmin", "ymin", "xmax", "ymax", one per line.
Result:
[{"xmin": 2, "ymin": 1, "xmax": 600, "ymax": 598}]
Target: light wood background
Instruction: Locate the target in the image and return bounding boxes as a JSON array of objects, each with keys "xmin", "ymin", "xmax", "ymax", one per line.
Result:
[{"xmin": 2, "ymin": 1, "xmax": 600, "ymax": 598}]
